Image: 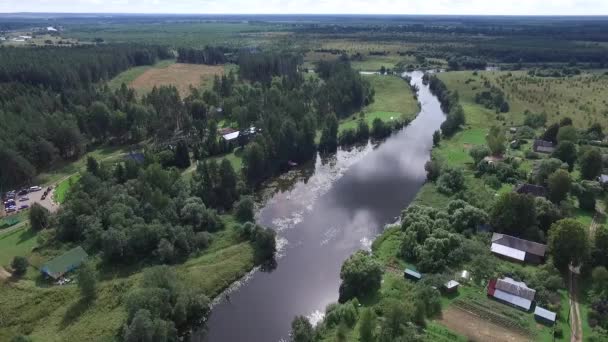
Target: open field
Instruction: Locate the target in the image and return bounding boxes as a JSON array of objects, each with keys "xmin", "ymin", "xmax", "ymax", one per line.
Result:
[
  {"xmin": 439, "ymin": 306, "xmax": 531, "ymax": 342},
  {"xmin": 129, "ymin": 63, "xmax": 225, "ymax": 97},
  {"xmin": 107, "ymin": 59, "xmax": 175, "ymax": 90},
  {"xmin": 339, "ymin": 74, "xmax": 419, "ymax": 133},
  {"xmin": 0, "ymin": 226, "xmax": 37, "ymax": 268}
]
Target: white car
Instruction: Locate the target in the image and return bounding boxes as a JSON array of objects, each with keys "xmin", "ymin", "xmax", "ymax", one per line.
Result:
[{"xmin": 29, "ymin": 186, "xmax": 42, "ymax": 192}]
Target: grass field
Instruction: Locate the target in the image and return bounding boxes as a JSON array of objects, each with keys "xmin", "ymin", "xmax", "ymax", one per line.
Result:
[
  {"xmin": 53, "ymin": 174, "xmax": 82, "ymax": 204},
  {"xmin": 129, "ymin": 62, "xmax": 225, "ymax": 97},
  {"xmin": 0, "ymin": 216, "xmax": 255, "ymax": 342},
  {"xmin": 0, "ymin": 226, "xmax": 37, "ymax": 268},
  {"xmin": 339, "ymin": 74, "xmax": 419, "ymax": 133},
  {"xmin": 107, "ymin": 59, "xmax": 175, "ymax": 90}
]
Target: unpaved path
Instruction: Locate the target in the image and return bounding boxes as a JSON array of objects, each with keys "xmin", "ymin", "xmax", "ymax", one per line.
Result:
[
  {"xmin": 438, "ymin": 307, "xmax": 531, "ymax": 342},
  {"xmin": 569, "ymin": 266, "xmax": 583, "ymax": 342}
]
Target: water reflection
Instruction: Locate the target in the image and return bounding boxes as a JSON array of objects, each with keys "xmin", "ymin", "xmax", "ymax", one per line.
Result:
[{"xmin": 197, "ymin": 71, "xmax": 445, "ymax": 342}]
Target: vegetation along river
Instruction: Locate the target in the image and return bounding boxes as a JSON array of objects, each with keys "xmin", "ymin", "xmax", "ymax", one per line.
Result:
[{"xmin": 197, "ymin": 71, "xmax": 446, "ymax": 342}]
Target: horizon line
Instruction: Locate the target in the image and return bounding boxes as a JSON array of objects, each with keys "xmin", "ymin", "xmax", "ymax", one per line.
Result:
[{"xmin": 2, "ymin": 12, "xmax": 608, "ymax": 17}]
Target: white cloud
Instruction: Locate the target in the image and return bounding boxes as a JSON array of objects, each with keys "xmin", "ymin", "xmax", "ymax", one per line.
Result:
[{"xmin": 1, "ymin": 0, "xmax": 607, "ymax": 15}]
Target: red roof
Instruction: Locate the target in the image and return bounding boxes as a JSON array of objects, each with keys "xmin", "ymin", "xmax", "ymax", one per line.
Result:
[{"xmin": 487, "ymin": 279, "xmax": 497, "ymax": 296}]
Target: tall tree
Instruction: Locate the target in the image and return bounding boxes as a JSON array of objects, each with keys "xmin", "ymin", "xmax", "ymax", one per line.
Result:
[
  {"xmin": 548, "ymin": 219, "xmax": 589, "ymax": 270},
  {"xmin": 339, "ymin": 251, "xmax": 383, "ymax": 302},
  {"xmin": 547, "ymin": 169, "xmax": 571, "ymax": 203},
  {"xmin": 77, "ymin": 260, "xmax": 98, "ymax": 301},
  {"xmin": 486, "ymin": 126, "xmax": 506, "ymax": 156},
  {"xmin": 490, "ymin": 192, "xmax": 536, "ymax": 237},
  {"xmin": 552, "ymin": 141, "xmax": 577, "ymax": 171},
  {"xmin": 174, "ymin": 141, "xmax": 191, "ymax": 169},
  {"xmin": 291, "ymin": 316, "xmax": 314, "ymax": 342},
  {"xmin": 580, "ymin": 148, "xmax": 602, "ymax": 180},
  {"xmin": 29, "ymin": 203, "xmax": 50, "ymax": 231}
]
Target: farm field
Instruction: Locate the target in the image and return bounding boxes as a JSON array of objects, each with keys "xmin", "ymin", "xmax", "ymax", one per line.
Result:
[
  {"xmin": 107, "ymin": 59, "xmax": 175, "ymax": 90},
  {"xmin": 129, "ymin": 62, "xmax": 225, "ymax": 97}
]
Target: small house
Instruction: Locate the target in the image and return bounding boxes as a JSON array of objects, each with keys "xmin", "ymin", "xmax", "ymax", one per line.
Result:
[
  {"xmin": 534, "ymin": 306, "xmax": 557, "ymax": 326},
  {"xmin": 514, "ymin": 183, "xmax": 547, "ymax": 198},
  {"xmin": 404, "ymin": 268, "xmax": 422, "ymax": 281},
  {"xmin": 533, "ymin": 140, "xmax": 555, "ymax": 154},
  {"xmin": 444, "ymin": 280, "xmax": 460, "ymax": 293},
  {"xmin": 41, "ymin": 246, "xmax": 89, "ymax": 280},
  {"xmin": 488, "ymin": 277, "xmax": 536, "ymax": 311},
  {"xmin": 491, "ymin": 233, "xmax": 547, "ymax": 264}
]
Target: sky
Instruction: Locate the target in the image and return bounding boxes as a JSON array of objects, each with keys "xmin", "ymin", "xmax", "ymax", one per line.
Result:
[{"xmin": 1, "ymin": 0, "xmax": 608, "ymax": 15}]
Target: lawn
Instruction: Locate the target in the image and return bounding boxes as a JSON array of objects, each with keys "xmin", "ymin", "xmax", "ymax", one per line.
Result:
[
  {"xmin": 53, "ymin": 174, "xmax": 82, "ymax": 204},
  {"xmin": 0, "ymin": 226, "xmax": 38, "ymax": 268}
]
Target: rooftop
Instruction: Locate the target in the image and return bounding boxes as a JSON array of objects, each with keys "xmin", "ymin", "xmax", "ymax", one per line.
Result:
[
  {"xmin": 41, "ymin": 246, "xmax": 88, "ymax": 280},
  {"xmin": 492, "ymin": 233, "xmax": 547, "ymax": 257},
  {"xmin": 534, "ymin": 306, "xmax": 557, "ymax": 322}
]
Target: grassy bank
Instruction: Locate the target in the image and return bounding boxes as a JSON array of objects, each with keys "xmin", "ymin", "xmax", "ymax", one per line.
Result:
[
  {"xmin": 0, "ymin": 216, "xmax": 255, "ymax": 341},
  {"xmin": 53, "ymin": 174, "xmax": 82, "ymax": 204},
  {"xmin": 339, "ymin": 74, "xmax": 419, "ymax": 133}
]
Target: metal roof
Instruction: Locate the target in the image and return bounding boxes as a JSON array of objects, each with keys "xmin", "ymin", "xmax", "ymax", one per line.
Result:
[
  {"xmin": 491, "ymin": 233, "xmax": 547, "ymax": 257},
  {"xmin": 223, "ymin": 131, "xmax": 240, "ymax": 141},
  {"xmin": 495, "ymin": 277, "xmax": 536, "ymax": 301},
  {"xmin": 41, "ymin": 246, "xmax": 88, "ymax": 279},
  {"xmin": 493, "ymin": 289, "xmax": 533, "ymax": 310},
  {"xmin": 534, "ymin": 306, "xmax": 557, "ymax": 322},
  {"xmin": 491, "ymin": 243, "xmax": 526, "ymax": 261},
  {"xmin": 404, "ymin": 268, "xmax": 421, "ymax": 279},
  {"xmin": 445, "ymin": 280, "xmax": 460, "ymax": 289}
]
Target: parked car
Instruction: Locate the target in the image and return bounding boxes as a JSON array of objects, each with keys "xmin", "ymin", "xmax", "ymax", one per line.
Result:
[
  {"xmin": 29, "ymin": 186, "xmax": 42, "ymax": 192},
  {"xmin": 19, "ymin": 197, "xmax": 29, "ymax": 202},
  {"xmin": 6, "ymin": 207, "xmax": 16, "ymax": 213},
  {"xmin": 18, "ymin": 189, "xmax": 29, "ymax": 196},
  {"xmin": 19, "ymin": 204, "xmax": 29, "ymax": 210}
]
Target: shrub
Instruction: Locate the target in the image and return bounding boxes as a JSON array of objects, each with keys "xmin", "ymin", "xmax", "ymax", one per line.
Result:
[{"xmin": 437, "ymin": 168, "xmax": 465, "ymax": 195}]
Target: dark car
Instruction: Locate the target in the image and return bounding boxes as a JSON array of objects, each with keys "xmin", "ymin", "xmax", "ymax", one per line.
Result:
[
  {"xmin": 18, "ymin": 189, "xmax": 28, "ymax": 196},
  {"xmin": 19, "ymin": 204, "xmax": 29, "ymax": 210}
]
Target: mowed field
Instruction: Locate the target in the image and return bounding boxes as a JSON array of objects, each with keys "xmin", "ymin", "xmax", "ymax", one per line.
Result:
[{"xmin": 129, "ymin": 63, "xmax": 225, "ymax": 97}]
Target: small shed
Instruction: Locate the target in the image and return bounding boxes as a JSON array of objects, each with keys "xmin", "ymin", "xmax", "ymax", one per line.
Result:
[
  {"xmin": 534, "ymin": 306, "xmax": 557, "ymax": 326},
  {"xmin": 404, "ymin": 268, "xmax": 422, "ymax": 281},
  {"xmin": 41, "ymin": 246, "xmax": 89, "ymax": 280},
  {"xmin": 459, "ymin": 270, "xmax": 471, "ymax": 282},
  {"xmin": 444, "ymin": 280, "xmax": 460, "ymax": 293},
  {"xmin": 533, "ymin": 140, "xmax": 555, "ymax": 154}
]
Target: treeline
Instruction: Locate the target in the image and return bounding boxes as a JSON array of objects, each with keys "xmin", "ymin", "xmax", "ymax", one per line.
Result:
[
  {"xmin": 237, "ymin": 51, "xmax": 302, "ymax": 84},
  {"xmin": 176, "ymin": 46, "xmax": 229, "ymax": 65},
  {"xmin": 424, "ymin": 74, "xmax": 465, "ymax": 136},
  {"xmin": 0, "ymin": 45, "xmax": 171, "ymax": 90}
]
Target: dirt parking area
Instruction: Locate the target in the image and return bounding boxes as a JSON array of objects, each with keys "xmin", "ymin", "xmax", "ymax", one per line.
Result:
[
  {"xmin": 438, "ymin": 307, "xmax": 532, "ymax": 342},
  {"xmin": 130, "ymin": 63, "xmax": 224, "ymax": 97}
]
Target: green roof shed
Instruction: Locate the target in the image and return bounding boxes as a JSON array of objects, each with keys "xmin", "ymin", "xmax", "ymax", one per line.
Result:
[{"xmin": 41, "ymin": 246, "xmax": 89, "ymax": 280}]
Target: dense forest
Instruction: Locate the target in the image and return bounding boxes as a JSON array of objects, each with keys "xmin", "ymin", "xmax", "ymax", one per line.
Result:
[{"xmin": 0, "ymin": 45, "xmax": 172, "ymax": 189}]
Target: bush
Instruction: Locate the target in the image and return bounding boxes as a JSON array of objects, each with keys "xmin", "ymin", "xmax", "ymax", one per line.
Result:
[
  {"xmin": 29, "ymin": 203, "xmax": 50, "ymax": 231},
  {"xmin": 424, "ymin": 159, "xmax": 441, "ymax": 182},
  {"xmin": 437, "ymin": 168, "xmax": 465, "ymax": 195},
  {"xmin": 11, "ymin": 256, "xmax": 29, "ymax": 277}
]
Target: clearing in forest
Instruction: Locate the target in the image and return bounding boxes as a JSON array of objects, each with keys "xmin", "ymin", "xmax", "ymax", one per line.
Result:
[{"xmin": 130, "ymin": 63, "xmax": 225, "ymax": 97}]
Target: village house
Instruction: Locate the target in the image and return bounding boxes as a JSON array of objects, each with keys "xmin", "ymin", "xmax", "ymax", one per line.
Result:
[
  {"xmin": 491, "ymin": 233, "xmax": 547, "ymax": 264},
  {"xmin": 533, "ymin": 139, "xmax": 555, "ymax": 154},
  {"xmin": 41, "ymin": 246, "xmax": 89, "ymax": 280},
  {"xmin": 514, "ymin": 183, "xmax": 547, "ymax": 197},
  {"xmin": 487, "ymin": 277, "xmax": 536, "ymax": 311}
]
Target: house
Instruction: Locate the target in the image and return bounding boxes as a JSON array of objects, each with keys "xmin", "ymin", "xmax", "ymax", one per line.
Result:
[
  {"xmin": 514, "ymin": 183, "xmax": 547, "ymax": 197},
  {"xmin": 41, "ymin": 246, "xmax": 89, "ymax": 280},
  {"xmin": 487, "ymin": 277, "xmax": 536, "ymax": 311},
  {"xmin": 47, "ymin": 26, "xmax": 58, "ymax": 32},
  {"xmin": 534, "ymin": 306, "xmax": 557, "ymax": 326},
  {"xmin": 598, "ymin": 174, "xmax": 608, "ymax": 185},
  {"xmin": 222, "ymin": 131, "xmax": 240, "ymax": 142},
  {"xmin": 491, "ymin": 233, "xmax": 547, "ymax": 264},
  {"xmin": 404, "ymin": 268, "xmax": 421, "ymax": 281},
  {"xmin": 533, "ymin": 140, "xmax": 555, "ymax": 153},
  {"xmin": 444, "ymin": 280, "xmax": 460, "ymax": 293}
]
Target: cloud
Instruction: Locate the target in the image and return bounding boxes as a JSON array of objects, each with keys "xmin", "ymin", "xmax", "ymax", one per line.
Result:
[{"xmin": 1, "ymin": 0, "xmax": 608, "ymax": 15}]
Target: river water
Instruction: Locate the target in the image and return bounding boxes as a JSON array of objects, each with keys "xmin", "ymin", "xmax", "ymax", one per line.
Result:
[{"xmin": 196, "ymin": 71, "xmax": 446, "ymax": 342}]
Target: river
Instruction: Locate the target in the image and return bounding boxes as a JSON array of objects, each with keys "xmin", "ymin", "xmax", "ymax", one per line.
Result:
[{"xmin": 196, "ymin": 71, "xmax": 446, "ymax": 342}]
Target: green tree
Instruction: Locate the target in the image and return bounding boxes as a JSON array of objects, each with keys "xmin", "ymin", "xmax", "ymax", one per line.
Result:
[
  {"xmin": 534, "ymin": 158, "xmax": 563, "ymax": 185},
  {"xmin": 592, "ymin": 227, "xmax": 608, "ymax": 267},
  {"xmin": 548, "ymin": 219, "xmax": 589, "ymax": 270},
  {"xmin": 339, "ymin": 251, "xmax": 383, "ymax": 301},
  {"xmin": 424, "ymin": 159, "xmax": 441, "ymax": 182},
  {"xmin": 556, "ymin": 125, "xmax": 578, "ymax": 143},
  {"xmin": 490, "ymin": 192, "xmax": 536, "ymax": 237},
  {"xmin": 542, "ymin": 123, "xmax": 560, "ymax": 143},
  {"xmin": 11, "ymin": 256, "xmax": 28, "ymax": 277},
  {"xmin": 436, "ymin": 167, "xmax": 465, "ymax": 195},
  {"xmin": 10, "ymin": 335, "xmax": 32, "ymax": 342},
  {"xmin": 86, "ymin": 156, "xmax": 99, "ymax": 176},
  {"xmin": 235, "ymin": 196, "xmax": 255, "ymax": 222},
  {"xmin": 486, "ymin": 126, "xmax": 506, "ymax": 156},
  {"xmin": 552, "ymin": 141, "xmax": 577, "ymax": 171},
  {"xmin": 319, "ymin": 114, "xmax": 339, "ymax": 152},
  {"xmin": 291, "ymin": 316, "xmax": 314, "ymax": 342},
  {"xmin": 547, "ymin": 169, "xmax": 571, "ymax": 203},
  {"xmin": 29, "ymin": 202, "xmax": 50, "ymax": 231},
  {"xmin": 432, "ymin": 130, "xmax": 441, "ymax": 146},
  {"xmin": 174, "ymin": 140, "xmax": 191, "ymax": 169},
  {"xmin": 77, "ymin": 260, "xmax": 97, "ymax": 301},
  {"xmin": 218, "ymin": 159, "xmax": 238, "ymax": 209},
  {"xmin": 359, "ymin": 308, "xmax": 376, "ymax": 342},
  {"xmin": 580, "ymin": 148, "xmax": 603, "ymax": 180},
  {"xmin": 573, "ymin": 181, "xmax": 602, "ymax": 211},
  {"xmin": 591, "ymin": 266, "xmax": 608, "ymax": 293},
  {"xmin": 243, "ymin": 141, "xmax": 266, "ymax": 184},
  {"xmin": 469, "ymin": 145, "xmax": 490, "ymax": 165},
  {"xmin": 535, "ymin": 197, "xmax": 562, "ymax": 232}
]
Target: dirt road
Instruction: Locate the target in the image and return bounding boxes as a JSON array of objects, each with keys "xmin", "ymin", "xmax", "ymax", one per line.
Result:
[{"xmin": 569, "ymin": 266, "xmax": 583, "ymax": 342}]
